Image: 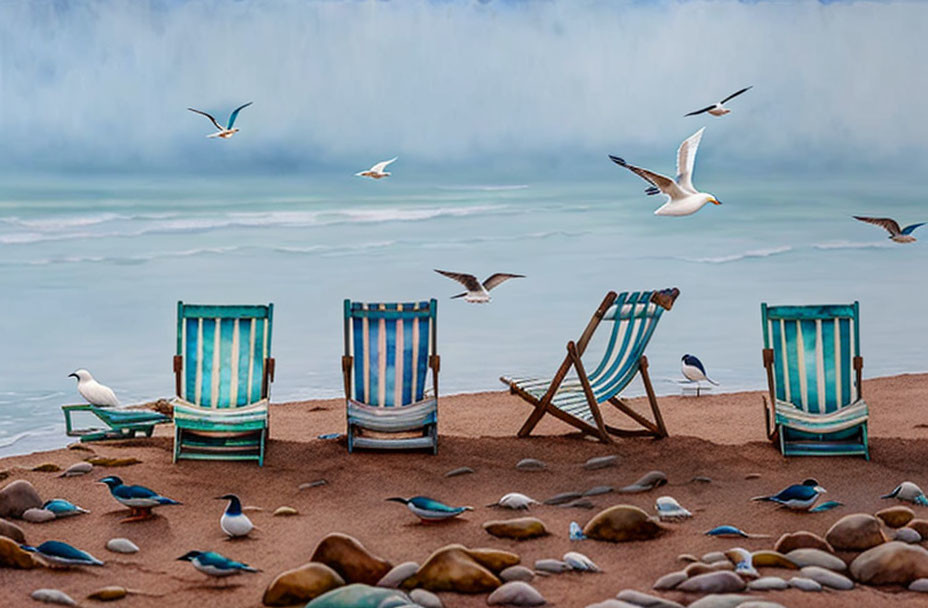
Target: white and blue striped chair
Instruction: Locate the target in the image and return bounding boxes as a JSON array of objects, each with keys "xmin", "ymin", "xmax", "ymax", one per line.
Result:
[
  {"xmin": 761, "ymin": 302, "xmax": 869, "ymax": 459},
  {"xmin": 172, "ymin": 302, "xmax": 275, "ymax": 466},
  {"xmin": 342, "ymin": 299, "xmax": 439, "ymax": 453}
]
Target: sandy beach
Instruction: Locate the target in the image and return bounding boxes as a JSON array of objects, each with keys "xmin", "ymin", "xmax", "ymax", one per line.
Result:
[{"xmin": 2, "ymin": 373, "xmax": 928, "ymax": 607}]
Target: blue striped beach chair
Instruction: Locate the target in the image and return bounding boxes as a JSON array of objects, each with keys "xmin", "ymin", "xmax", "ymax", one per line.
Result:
[
  {"xmin": 501, "ymin": 290, "xmax": 677, "ymax": 442},
  {"xmin": 62, "ymin": 404, "xmax": 170, "ymax": 442},
  {"xmin": 342, "ymin": 299, "xmax": 439, "ymax": 453},
  {"xmin": 761, "ymin": 302, "xmax": 869, "ymax": 459},
  {"xmin": 172, "ymin": 302, "xmax": 275, "ymax": 466}
]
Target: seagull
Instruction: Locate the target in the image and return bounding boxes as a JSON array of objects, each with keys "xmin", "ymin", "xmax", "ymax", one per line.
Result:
[
  {"xmin": 68, "ymin": 369, "xmax": 119, "ymax": 407},
  {"xmin": 21, "ymin": 540, "xmax": 103, "ymax": 568},
  {"xmin": 434, "ymin": 269, "xmax": 525, "ymax": 303},
  {"xmin": 854, "ymin": 216, "xmax": 925, "ymax": 243},
  {"xmin": 752, "ymin": 478, "xmax": 827, "ymax": 511},
  {"xmin": 177, "ymin": 550, "xmax": 258, "ymax": 579},
  {"xmin": 681, "ymin": 354, "xmax": 719, "ymax": 394},
  {"xmin": 98, "ymin": 475, "xmax": 181, "ymax": 522},
  {"xmin": 385, "ymin": 496, "xmax": 473, "ymax": 522},
  {"xmin": 217, "ymin": 494, "xmax": 254, "ymax": 538},
  {"xmin": 685, "ymin": 86, "xmax": 752, "ymax": 117},
  {"xmin": 355, "ymin": 157, "xmax": 398, "ymax": 179},
  {"xmin": 42, "ymin": 499, "xmax": 90, "ymax": 518},
  {"xmin": 609, "ymin": 128, "xmax": 721, "ymax": 216},
  {"xmin": 187, "ymin": 102, "xmax": 253, "ymax": 139}
]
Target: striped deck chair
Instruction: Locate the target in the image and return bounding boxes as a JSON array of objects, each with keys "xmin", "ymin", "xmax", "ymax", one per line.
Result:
[
  {"xmin": 501, "ymin": 290, "xmax": 677, "ymax": 442},
  {"xmin": 172, "ymin": 302, "xmax": 275, "ymax": 466},
  {"xmin": 761, "ymin": 302, "xmax": 869, "ymax": 459},
  {"xmin": 342, "ymin": 299, "xmax": 439, "ymax": 453},
  {"xmin": 62, "ymin": 404, "xmax": 170, "ymax": 442}
]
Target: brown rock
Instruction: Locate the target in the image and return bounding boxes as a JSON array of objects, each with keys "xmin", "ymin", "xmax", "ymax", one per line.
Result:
[
  {"xmin": 876, "ymin": 506, "xmax": 916, "ymax": 529},
  {"xmin": 849, "ymin": 541, "xmax": 928, "ymax": 585},
  {"xmin": 825, "ymin": 513, "xmax": 887, "ymax": 551},
  {"xmin": 774, "ymin": 531, "xmax": 834, "ymax": 555},
  {"xmin": 750, "ymin": 550, "xmax": 798, "ymax": 569},
  {"xmin": 262, "ymin": 562, "xmax": 345, "ymax": 606},
  {"xmin": 618, "ymin": 471, "xmax": 668, "ymax": 493},
  {"xmin": 653, "ymin": 571, "xmax": 687, "ymax": 590},
  {"xmin": 31, "ymin": 463, "xmax": 61, "ymax": 473},
  {"xmin": 676, "ymin": 571, "xmax": 746, "ymax": 593},
  {"xmin": 483, "ymin": 517, "xmax": 548, "ymax": 540},
  {"xmin": 85, "ymin": 457, "xmax": 141, "ymax": 467},
  {"xmin": 0, "ymin": 480, "xmax": 43, "ymax": 519},
  {"xmin": 907, "ymin": 520, "xmax": 928, "ymax": 537},
  {"xmin": 0, "ymin": 518, "xmax": 26, "ymax": 543},
  {"xmin": 87, "ymin": 586, "xmax": 129, "ymax": 601},
  {"xmin": 582, "ymin": 504, "xmax": 667, "ymax": 542},
  {"xmin": 462, "ymin": 547, "xmax": 520, "ymax": 573},
  {"xmin": 310, "ymin": 533, "xmax": 391, "ymax": 585},
  {"xmin": 402, "ymin": 545, "xmax": 501, "ymax": 593},
  {"xmin": 0, "ymin": 535, "xmax": 38, "ymax": 569},
  {"xmin": 685, "ymin": 562, "xmax": 716, "ymax": 577}
]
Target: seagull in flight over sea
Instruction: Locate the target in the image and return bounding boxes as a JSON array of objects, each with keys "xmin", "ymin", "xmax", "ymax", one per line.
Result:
[
  {"xmin": 187, "ymin": 102, "xmax": 253, "ymax": 139},
  {"xmin": 434, "ymin": 269, "xmax": 524, "ymax": 303},
  {"xmin": 685, "ymin": 86, "xmax": 752, "ymax": 117},
  {"xmin": 355, "ymin": 157, "xmax": 398, "ymax": 179},
  {"xmin": 609, "ymin": 128, "xmax": 721, "ymax": 216},
  {"xmin": 69, "ymin": 369, "xmax": 119, "ymax": 407},
  {"xmin": 854, "ymin": 216, "xmax": 925, "ymax": 243}
]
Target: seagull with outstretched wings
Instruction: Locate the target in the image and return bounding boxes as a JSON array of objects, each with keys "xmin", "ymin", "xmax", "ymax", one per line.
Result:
[
  {"xmin": 434, "ymin": 269, "xmax": 524, "ymax": 303},
  {"xmin": 356, "ymin": 157, "xmax": 398, "ymax": 179},
  {"xmin": 854, "ymin": 216, "xmax": 925, "ymax": 243},
  {"xmin": 187, "ymin": 102, "xmax": 253, "ymax": 139},
  {"xmin": 685, "ymin": 86, "xmax": 752, "ymax": 117}
]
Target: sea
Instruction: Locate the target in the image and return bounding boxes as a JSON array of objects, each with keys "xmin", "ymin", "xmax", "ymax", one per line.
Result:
[{"xmin": 1, "ymin": 171, "xmax": 925, "ymax": 457}]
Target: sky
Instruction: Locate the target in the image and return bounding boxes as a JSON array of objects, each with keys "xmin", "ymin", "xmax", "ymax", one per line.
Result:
[{"xmin": 0, "ymin": 0, "xmax": 926, "ymax": 175}]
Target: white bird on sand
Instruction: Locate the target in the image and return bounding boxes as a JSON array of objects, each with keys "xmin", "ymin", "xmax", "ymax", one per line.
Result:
[
  {"xmin": 68, "ymin": 369, "xmax": 119, "ymax": 407},
  {"xmin": 355, "ymin": 157, "xmax": 398, "ymax": 179},
  {"xmin": 685, "ymin": 86, "xmax": 752, "ymax": 117},
  {"xmin": 488, "ymin": 492, "xmax": 539, "ymax": 510},
  {"xmin": 609, "ymin": 128, "xmax": 721, "ymax": 216},
  {"xmin": 854, "ymin": 216, "xmax": 925, "ymax": 244},
  {"xmin": 217, "ymin": 494, "xmax": 254, "ymax": 538},
  {"xmin": 434, "ymin": 269, "xmax": 524, "ymax": 303},
  {"xmin": 187, "ymin": 102, "xmax": 253, "ymax": 139}
]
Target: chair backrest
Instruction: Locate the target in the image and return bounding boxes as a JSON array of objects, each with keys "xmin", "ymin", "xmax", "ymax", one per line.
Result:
[
  {"xmin": 586, "ymin": 291, "xmax": 665, "ymax": 400},
  {"xmin": 761, "ymin": 302, "xmax": 860, "ymax": 414},
  {"xmin": 344, "ymin": 300, "xmax": 437, "ymax": 407},
  {"xmin": 176, "ymin": 302, "xmax": 274, "ymax": 408}
]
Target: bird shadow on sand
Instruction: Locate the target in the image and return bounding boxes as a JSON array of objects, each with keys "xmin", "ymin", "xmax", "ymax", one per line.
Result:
[
  {"xmin": 402, "ymin": 518, "xmax": 470, "ymax": 529},
  {"xmin": 180, "ymin": 581, "xmax": 248, "ymax": 591}
]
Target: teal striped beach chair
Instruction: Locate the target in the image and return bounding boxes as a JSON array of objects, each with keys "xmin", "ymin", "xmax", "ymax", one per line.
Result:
[
  {"xmin": 342, "ymin": 299, "xmax": 439, "ymax": 453},
  {"xmin": 761, "ymin": 302, "xmax": 869, "ymax": 459},
  {"xmin": 62, "ymin": 404, "xmax": 170, "ymax": 443},
  {"xmin": 172, "ymin": 302, "xmax": 275, "ymax": 466},
  {"xmin": 501, "ymin": 289, "xmax": 677, "ymax": 443}
]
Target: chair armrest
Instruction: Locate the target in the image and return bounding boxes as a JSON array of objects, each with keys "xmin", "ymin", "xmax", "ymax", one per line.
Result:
[
  {"xmin": 762, "ymin": 348, "xmax": 774, "ymax": 367},
  {"xmin": 173, "ymin": 355, "xmax": 183, "ymax": 397},
  {"xmin": 429, "ymin": 355, "xmax": 440, "ymax": 373},
  {"xmin": 266, "ymin": 357, "xmax": 276, "ymax": 383}
]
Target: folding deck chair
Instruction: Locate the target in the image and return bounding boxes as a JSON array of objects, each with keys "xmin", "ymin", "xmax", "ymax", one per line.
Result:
[
  {"xmin": 62, "ymin": 404, "xmax": 170, "ymax": 442},
  {"xmin": 501, "ymin": 289, "xmax": 678, "ymax": 442},
  {"xmin": 761, "ymin": 302, "xmax": 869, "ymax": 459},
  {"xmin": 172, "ymin": 302, "xmax": 275, "ymax": 466},
  {"xmin": 342, "ymin": 299, "xmax": 440, "ymax": 453}
]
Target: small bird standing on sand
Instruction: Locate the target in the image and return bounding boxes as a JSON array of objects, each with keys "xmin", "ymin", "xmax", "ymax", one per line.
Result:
[
  {"xmin": 881, "ymin": 481, "xmax": 928, "ymax": 506},
  {"xmin": 386, "ymin": 496, "xmax": 473, "ymax": 522},
  {"xmin": 854, "ymin": 216, "xmax": 925, "ymax": 243},
  {"xmin": 217, "ymin": 494, "xmax": 253, "ymax": 538},
  {"xmin": 681, "ymin": 354, "xmax": 719, "ymax": 394},
  {"xmin": 69, "ymin": 369, "xmax": 119, "ymax": 407},
  {"xmin": 187, "ymin": 102, "xmax": 253, "ymax": 139},
  {"xmin": 685, "ymin": 86, "xmax": 752, "ymax": 117},
  {"xmin": 434, "ymin": 269, "xmax": 525, "ymax": 303},
  {"xmin": 98, "ymin": 476, "xmax": 181, "ymax": 522},
  {"xmin": 355, "ymin": 157, "xmax": 398, "ymax": 179},
  {"xmin": 21, "ymin": 540, "xmax": 103, "ymax": 567},
  {"xmin": 753, "ymin": 478, "xmax": 827, "ymax": 511},
  {"xmin": 177, "ymin": 550, "xmax": 258, "ymax": 580},
  {"xmin": 609, "ymin": 128, "xmax": 722, "ymax": 216},
  {"xmin": 42, "ymin": 499, "xmax": 90, "ymax": 518}
]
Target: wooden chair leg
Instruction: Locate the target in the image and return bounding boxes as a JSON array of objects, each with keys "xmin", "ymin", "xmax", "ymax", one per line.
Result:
[{"xmin": 639, "ymin": 356, "xmax": 667, "ymax": 438}]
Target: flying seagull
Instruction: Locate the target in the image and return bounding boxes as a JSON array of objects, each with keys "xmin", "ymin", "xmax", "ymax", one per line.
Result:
[
  {"xmin": 187, "ymin": 102, "xmax": 253, "ymax": 138},
  {"xmin": 355, "ymin": 157, "xmax": 398, "ymax": 179},
  {"xmin": 609, "ymin": 127, "xmax": 721, "ymax": 216},
  {"xmin": 69, "ymin": 369, "xmax": 119, "ymax": 407},
  {"xmin": 685, "ymin": 86, "xmax": 752, "ymax": 117},
  {"xmin": 434, "ymin": 269, "xmax": 524, "ymax": 303},
  {"xmin": 854, "ymin": 216, "xmax": 925, "ymax": 243}
]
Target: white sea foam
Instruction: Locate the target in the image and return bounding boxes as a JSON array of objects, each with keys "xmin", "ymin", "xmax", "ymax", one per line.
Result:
[
  {"xmin": 681, "ymin": 246, "xmax": 794, "ymax": 264},
  {"xmin": 436, "ymin": 184, "xmax": 529, "ymax": 192},
  {"xmin": 812, "ymin": 240, "xmax": 895, "ymax": 250}
]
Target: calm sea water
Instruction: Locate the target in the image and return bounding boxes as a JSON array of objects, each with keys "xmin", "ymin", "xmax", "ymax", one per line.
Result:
[{"xmin": 1, "ymin": 172, "xmax": 925, "ymax": 457}]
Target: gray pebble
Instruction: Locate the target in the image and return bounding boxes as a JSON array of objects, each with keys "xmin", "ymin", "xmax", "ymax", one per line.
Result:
[
  {"xmin": 583, "ymin": 485, "xmax": 614, "ymax": 497},
  {"xmin": 22, "ymin": 508, "xmax": 55, "ymax": 523},
  {"xmin": 534, "ymin": 558, "xmax": 570, "ymax": 573},
  {"xmin": 298, "ymin": 479, "xmax": 327, "ymax": 490},
  {"xmin": 789, "ymin": 576, "xmax": 823, "ymax": 592},
  {"xmin": 409, "ymin": 588, "xmax": 442, "ymax": 608},
  {"xmin": 909, "ymin": 578, "xmax": 928, "ymax": 592},
  {"xmin": 106, "ymin": 538, "xmax": 140, "ymax": 554},
  {"xmin": 377, "ymin": 561, "xmax": 419, "ymax": 588},
  {"xmin": 30, "ymin": 589, "xmax": 77, "ymax": 606},
  {"xmin": 559, "ymin": 498, "xmax": 595, "ymax": 509},
  {"xmin": 487, "ymin": 581, "xmax": 546, "ymax": 606},
  {"xmin": 687, "ymin": 595, "xmax": 753, "ymax": 608},
  {"xmin": 58, "ymin": 462, "xmax": 93, "ymax": 478},
  {"xmin": 785, "ymin": 548, "xmax": 847, "ymax": 571},
  {"xmin": 691, "ymin": 476, "xmax": 712, "ymax": 484},
  {"xmin": 701, "ymin": 551, "xmax": 727, "ymax": 564},
  {"xmin": 583, "ymin": 455, "xmax": 618, "ymax": 470},
  {"xmin": 516, "ymin": 458, "xmax": 547, "ymax": 471},
  {"xmin": 895, "ymin": 527, "xmax": 922, "ymax": 543},
  {"xmin": 800, "ymin": 566, "xmax": 854, "ymax": 590},
  {"xmin": 616, "ymin": 589, "xmax": 683, "ymax": 607},
  {"xmin": 747, "ymin": 576, "xmax": 789, "ymax": 591},
  {"xmin": 652, "ymin": 571, "xmax": 687, "ymax": 590},
  {"xmin": 444, "ymin": 466, "xmax": 475, "ymax": 477},
  {"xmin": 544, "ymin": 491, "xmax": 582, "ymax": 505},
  {"xmin": 501, "ymin": 565, "xmax": 535, "ymax": 582}
]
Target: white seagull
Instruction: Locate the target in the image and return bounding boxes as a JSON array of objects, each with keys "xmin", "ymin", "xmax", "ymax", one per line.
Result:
[
  {"xmin": 68, "ymin": 369, "xmax": 119, "ymax": 407},
  {"xmin": 685, "ymin": 86, "xmax": 752, "ymax": 117},
  {"xmin": 187, "ymin": 102, "xmax": 253, "ymax": 139},
  {"xmin": 609, "ymin": 127, "xmax": 721, "ymax": 216},
  {"xmin": 854, "ymin": 216, "xmax": 925, "ymax": 244},
  {"xmin": 434, "ymin": 269, "xmax": 524, "ymax": 303},
  {"xmin": 355, "ymin": 157, "xmax": 398, "ymax": 179}
]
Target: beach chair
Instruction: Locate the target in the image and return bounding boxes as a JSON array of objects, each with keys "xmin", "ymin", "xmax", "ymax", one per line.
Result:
[
  {"xmin": 501, "ymin": 289, "xmax": 677, "ymax": 442},
  {"xmin": 342, "ymin": 299, "xmax": 439, "ymax": 453},
  {"xmin": 62, "ymin": 404, "xmax": 170, "ymax": 442},
  {"xmin": 761, "ymin": 302, "xmax": 869, "ymax": 459},
  {"xmin": 172, "ymin": 302, "xmax": 275, "ymax": 466}
]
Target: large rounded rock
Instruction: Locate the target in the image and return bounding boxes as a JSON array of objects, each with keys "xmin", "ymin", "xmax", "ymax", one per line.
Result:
[
  {"xmin": 785, "ymin": 548, "xmax": 847, "ymax": 571},
  {"xmin": 675, "ymin": 571, "xmax": 746, "ymax": 593},
  {"xmin": 377, "ymin": 561, "xmax": 418, "ymax": 588},
  {"xmin": 305, "ymin": 584, "xmax": 410, "ymax": 608},
  {"xmin": 483, "ymin": 517, "xmax": 548, "ymax": 540},
  {"xmin": 465, "ymin": 547, "xmax": 519, "ymax": 572},
  {"xmin": 895, "ymin": 527, "xmax": 922, "ymax": 544},
  {"xmin": 487, "ymin": 581, "xmax": 545, "ymax": 606},
  {"xmin": 876, "ymin": 506, "xmax": 916, "ymax": 528},
  {"xmin": 849, "ymin": 541, "xmax": 928, "ymax": 585},
  {"xmin": 825, "ymin": 513, "xmax": 886, "ymax": 551},
  {"xmin": 310, "ymin": 533, "xmax": 391, "ymax": 585},
  {"xmin": 262, "ymin": 562, "xmax": 345, "ymax": 606},
  {"xmin": 0, "ymin": 480, "xmax": 42, "ymax": 519},
  {"xmin": 750, "ymin": 550, "xmax": 797, "ymax": 569},
  {"xmin": 401, "ymin": 545, "xmax": 501, "ymax": 593},
  {"xmin": 582, "ymin": 505, "xmax": 666, "ymax": 542},
  {"xmin": 653, "ymin": 571, "xmax": 687, "ymax": 590},
  {"xmin": 0, "ymin": 517, "xmax": 26, "ymax": 543},
  {"xmin": 0, "ymin": 535, "xmax": 38, "ymax": 569},
  {"xmin": 773, "ymin": 531, "xmax": 834, "ymax": 555}
]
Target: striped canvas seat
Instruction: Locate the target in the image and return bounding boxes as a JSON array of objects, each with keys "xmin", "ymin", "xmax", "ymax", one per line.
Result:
[
  {"xmin": 761, "ymin": 302, "xmax": 869, "ymax": 459},
  {"xmin": 172, "ymin": 302, "xmax": 275, "ymax": 466},
  {"xmin": 62, "ymin": 404, "xmax": 170, "ymax": 443},
  {"xmin": 343, "ymin": 300, "xmax": 439, "ymax": 453}
]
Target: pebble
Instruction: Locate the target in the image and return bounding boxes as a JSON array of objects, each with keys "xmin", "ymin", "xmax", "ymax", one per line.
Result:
[
  {"xmin": 652, "ymin": 571, "xmax": 687, "ymax": 590},
  {"xmin": 677, "ymin": 554, "xmax": 698, "ymax": 563},
  {"xmin": 376, "ymin": 561, "xmax": 419, "ymax": 588},
  {"xmin": 687, "ymin": 594, "xmax": 753, "ymax": 608},
  {"xmin": 785, "ymin": 548, "xmax": 847, "ymax": 571},
  {"xmin": 67, "ymin": 443, "xmax": 95, "ymax": 452},
  {"xmin": 789, "ymin": 576, "xmax": 822, "ymax": 591},
  {"xmin": 544, "ymin": 491, "xmax": 582, "ymax": 505},
  {"xmin": 701, "ymin": 551, "xmax": 727, "ymax": 564},
  {"xmin": 58, "ymin": 462, "xmax": 93, "ymax": 477},
  {"xmin": 500, "ymin": 565, "xmax": 535, "ymax": 582},
  {"xmin": 909, "ymin": 578, "xmax": 928, "ymax": 592},
  {"xmin": 895, "ymin": 527, "xmax": 922, "ymax": 544},
  {"xmin": 486, "ymin": 581, "xmax": 546, "ymax": 606},
  {"xmin": 22, "ymin": 508, "xmax": 56, "ymax": 523},
  {"xmin": 691, "ymin": 476, "xmax": 712, "ymax": 484},
  {"xmin": 409, "ymin": 588, "xmax": 442, "ymax": 608},
  {"xmin": 615, "ymin": 589, "xmax": 683, "ymax": 607},
  {"xmin": 747, "ymin": 577, "xmax": 789, "ymax": 591},
  {"xmin": 583, "ymin": 455, "xmax": 618, "ymax": 470},
  {"xmin": 583, "ymin": 485, "xmax": 614, "ymax": 497},
  {"xmin": 31, "ymin": 463, "xmax": 62, "ymax": 473},
  {"xmin": 739, "ymin": 603, "xmax": 788, "ymax": 608},
  {"xmin": 586, "ymin": 601, "xmax": 639, "ymax": 608},
  {"xmin": 106, "ymin": 538, "xmax": 139, "ymax": 554},
  {"xmin": 800, "ymin": 565, "xmax": 854, "ymax": 590},
  {"xmin": 559, "ymin": 499, "xmax": 594, "ymax": 509},
  {"xmin": 534, "ymin": 558, "xmax": 571, "ymax": 573},
  {"xmin": 30, "ymin": 589, "xmax": 77, "ymax": 606},
  {"xmin": 563, "ymin": 551, "xmax": 600, "ymax": 572},
  {"xmin": 273, "ymin": 506, "xmax": 299, "ymax": 516},
  {"xmin": 516, "ymin": 458, "xmax": 547, "ymax": 471},
  {"xmin": 676, "ymin": 571, "xmax": 746, "ymax": 593},
  {"xmin": 619, "ymin": 470, "xmax": 667, "ymax": 493},
  {"xmin": 444, "ymin": 466, "xmax": 475, "ymax": 478},
  {"xmin": 298, "ymin": 480, "xmax": 328, "ymax": 490},
  {"xmin": 87, "ymin": 586, "xmax": 129, "ymax": 601},
  {"xmin": 745, "ymin": 473, "xmax": 761, "ymax": 480},
  {"xmin": 85, "ymin": 457, "xmax": 141, "ymax": 467},
  {"xmin": 655, "ymin": 496, "xmax": 692, "ymax": 522}
]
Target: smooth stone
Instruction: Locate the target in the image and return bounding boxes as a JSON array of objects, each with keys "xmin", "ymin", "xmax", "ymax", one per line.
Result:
[
  {"xmin": 653, "ymin": 571, "xmax": 687, "ymax": 590},
  {"xmin": 586, "ymin": 601, "xmax": 639, "ymax": 608},
  {"xmin": 691, "ymin": 476, "xmax": 712, "ymax": 484},
  {"xmin": 311, "ymin": 533, "xmax": 392, "ymax": 586},
  {"xmin": 377, "ymin": 561, "xmax": 419, "ymax": 588},
  {"xmin": 583, "ymin": 485, "xmax": 614, "ymax": 497},
  {"xmin": 299, "ymin": 480, "xmax": 328, "ymax": 490},
  {"xmin": 909, "ymin": 578, "xmax": 928, "ymax": 592},
  {"xmin": 739, "ymin": 603, "xmax": 787, "ymax": 608},
  {"xmin": 825, "ymin": 513, "xmax": 887, "ymax": 551},
  {"xmin": 559, "ymin": 499, "xmax": 595, "ymax": 509},
  {"xmin": 676, "ymin": 571, "xmax": 746, "ymax": 593},
  {"xmin": 483, "ymin": 517, "xmax": 548, "ymax": 540},
  {"xmin": 0, "ymin": 480, "xmax": 43, "ymax": 519},
  {"xmin": 105, "ymin": 538, "xmax": 139, "ymax": 554},
  {"xmin": 686, "ymin": 594, "xmax": 752, "ymax": 608},
  {"xmin": 67, "ymin": 443, "xmax": 94, "ymax": 452},
  {"xmin": 749, "ymin": 550, "xmax": 796, "ymax": 569},
  {"xmin": 31, "ymin": 463, "xmax": 61, "ymax": 473},
  {"xmin": 0, "ymin": 535, "xmax": 38, "ymax": 568},
  {"xmin": 773, "ymin": 531, "xmax": 834, "ymax": 555},
  {"xmin": 465, "ymin": 547, "xmax": 520, "ymax": 572},
  {"xmin": 444, "ymin": 466, "xmax": 475, "ymax": 478},
  {"xmin": 85, "ymin": 457, "xmax": 141, "ymax": 467},
  {"xmin": 583, "ymin": 455, "xmax": 618, "ymax": 470},
  {"xmin": 59, "ymin": 462, "xmax": 93, "ymax": 477},
  {"xmin": 849, "ymin": 541, "xmax": 928, "ymax": 585},
  {"xmin": 677, "ymin": 554, "xmax": 698, "ymax": 563},
  {"xmin": 305, "ymin": 584, "xmax": 409, "ymax": 608},
  {"xmin": 582, "ymin": 504, "xmax": 666, "ymax": 542},
  {"xmin": 534, "ymin": 558, "xmax": 570, "ymax": 573},
  {"xmin": 800, "ymin": 565, "xmax": 854, "ymax": 590},
  {"xmin": 908, "ymin": 519, "xmax": 928, "ymax": 537},
  {"xmin": 895, "ymin": 527, "xmax": 922, "ymax": 544},
  {"xmin": 87, "ymin": 586, "xmax": 128, "ymax": 601},
  {"xmin": 516, "ymin": 458, "xmax": 547, "ymax": 471},
  {"xmin": 684, "ymin": 563, "xmax": 716, "ymax": 577},
  {"xmin": 263, "ymin": 562, "xmax": 346, "ymax": 606},
  {"xmin": 747, "ymin": 577, "xmax": 789, "ymax": 591},
  {"xmin": 400, "ymin": 544, "xmax": 513, "ymax": 593},
  {"xmin": 710, "ymin": 561, "xmax": 734, "ymax": 572},
  {"xmin": 500, "ymin": 565, "xmax": 535, "ymax": 582},
  {"xmin": 22, "ymin": 508, "xmax": 55, "ymax": 523},
  {"xmin": 785, "ymin": 548, "xmax": 847, "ymax": 571},
  {"xmin": 0, "ymin": 517, "xmax": 26, "ymax": 543},
  {"xmin": 543, "ymin": 492, "xmax": 582, "ymax": 506},
  {"xmin": 273, "ymin": 506, "xmax": 299, "ymax": 516},
  {"xmin": 563, "ymin": 551, "xmax": 600, "ymax": 572},
  {"xmin": 876, "ymin": 505, "xmax": 916, "ymax": 528},
  {"xmin": 615, "ymin": 589, "xmax": 683, "ymax": 607},
  {"xmin": 409, "ymin": 588, "xmax": 442, "ymax": 608},
  {"xmin": 618, "ymin": 471, "xmax": 667, "ymax": 493},
  {"xmin": 701, "ymin": 551, "xmax": 727, "ymax": 564},
  {"xmin": 788, "ymin": 576, "xmax": 822, "ymax": 591},
  {"xmin": 745, "ymin": 473, "xmax": 761, "ymax": 480},
  {"xmin": 30, "ymin": 589, "xmax": 77, "ymax": 606},
  {"xmin": 487, "ymin": 581, "xmax": 546, "ymax": 606}
]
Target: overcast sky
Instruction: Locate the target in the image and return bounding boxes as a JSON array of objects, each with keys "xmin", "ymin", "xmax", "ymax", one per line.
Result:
[{"xmin": 0, "ymin": 0, "xmax": 925, "ymax": 174}]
